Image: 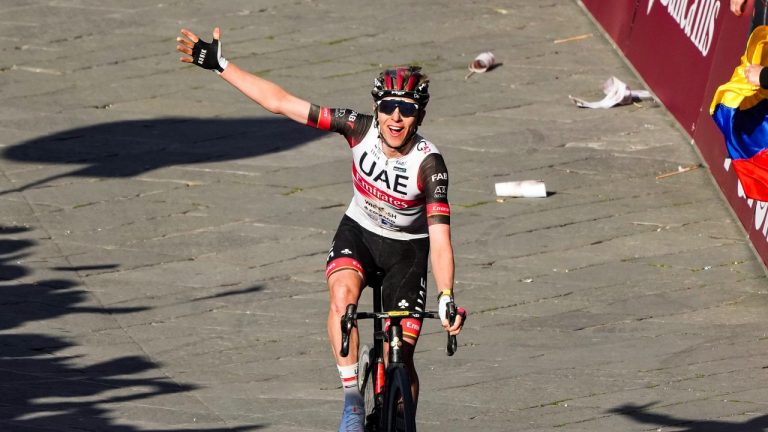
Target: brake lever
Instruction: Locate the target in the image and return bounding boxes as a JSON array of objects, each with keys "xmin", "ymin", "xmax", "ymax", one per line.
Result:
[
  {"xmin": 446, "ymin": 301, "xmax": 458, "ymax": 356},
  {"xmin": 340, "ymin": 303, "xmax": 357, "ymax": 357}
]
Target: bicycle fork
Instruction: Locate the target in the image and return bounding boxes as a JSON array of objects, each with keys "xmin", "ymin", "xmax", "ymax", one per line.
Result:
[{"xmin": 372, "ymin": 318, "xmax": 407, "ymax": 430}]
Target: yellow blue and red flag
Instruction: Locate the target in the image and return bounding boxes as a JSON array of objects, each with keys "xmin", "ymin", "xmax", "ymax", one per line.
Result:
[{"xmin": 711, "ymin": 26, "xmax": 768, "ymax": 201}]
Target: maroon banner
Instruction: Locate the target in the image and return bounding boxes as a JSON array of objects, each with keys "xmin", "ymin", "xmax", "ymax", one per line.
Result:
[
  {"xmin": 631, "ymin": 0, "xmax": 726, "ymax": 133},
  {"xmin": 580, "ymin": 0, "xmax": 768, "ymax": 268},
  {"xmin": 581, "ymin": 0, "xmax": 636, "ymax": 47}
]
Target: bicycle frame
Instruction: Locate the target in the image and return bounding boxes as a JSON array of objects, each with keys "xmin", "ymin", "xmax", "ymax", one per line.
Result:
[{"xmin": 339, "ymin": 286, "xmax": 458, "ymax": 431}]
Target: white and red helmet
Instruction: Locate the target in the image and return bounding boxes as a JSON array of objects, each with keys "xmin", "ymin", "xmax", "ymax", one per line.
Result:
[{"xmin": 372, "ymin": 66, "xmax": 430, "ymax": 106}]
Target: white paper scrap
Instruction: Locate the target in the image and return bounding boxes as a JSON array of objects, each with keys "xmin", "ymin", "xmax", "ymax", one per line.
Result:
[{"xmin": 569, "ymin": 76, "xmax": 652, "ymax": 109}]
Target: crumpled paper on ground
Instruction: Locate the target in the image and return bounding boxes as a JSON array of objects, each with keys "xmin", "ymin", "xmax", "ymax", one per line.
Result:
[{"xmin": 569, "ymin": 76, "xmax": 653, "ymax": 108}]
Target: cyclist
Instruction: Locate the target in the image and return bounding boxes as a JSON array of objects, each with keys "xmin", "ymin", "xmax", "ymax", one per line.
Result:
[{"xmin": 176, "ymin": 27, "xmax": 467, "ymax": 432}]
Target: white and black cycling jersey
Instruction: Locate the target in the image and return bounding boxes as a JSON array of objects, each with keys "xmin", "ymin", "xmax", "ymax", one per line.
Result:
[{"xmin": 307, "ymin": 105, "xmax": 450, "ymax": 240}]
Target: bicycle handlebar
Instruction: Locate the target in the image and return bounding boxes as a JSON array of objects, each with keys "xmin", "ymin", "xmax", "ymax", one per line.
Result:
[{"xmin": 339, "ymin": 303, "xmax": 460, "ymax": 357}]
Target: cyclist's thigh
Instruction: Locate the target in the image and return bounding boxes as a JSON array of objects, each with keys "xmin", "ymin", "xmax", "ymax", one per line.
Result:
[
  {"xmin": 378, "ymin": 236, "xmax": 429, "ymax": 311},
  {"xmin": 379, "ymin": 236, "xmax": 429, "ymax": 341},
  {"xmin": 326, "ymin": 215, "xmax": 375, "ymax": 284}
]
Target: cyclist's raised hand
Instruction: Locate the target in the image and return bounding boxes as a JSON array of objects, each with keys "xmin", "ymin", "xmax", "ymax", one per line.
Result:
[{"xmin": 177, "ymin": 27, "xmax": 229, "ymax": 73}]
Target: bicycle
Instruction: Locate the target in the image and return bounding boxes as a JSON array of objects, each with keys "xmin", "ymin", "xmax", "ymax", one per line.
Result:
[{"xmin": 339, "ymin": 288, "xmax": 462, "ymax": 432}]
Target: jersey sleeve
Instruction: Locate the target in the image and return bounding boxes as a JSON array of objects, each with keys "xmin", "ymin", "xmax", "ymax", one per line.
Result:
[
  {"xmin": 306, "ymin": 104, "xmax": 373, "ymax": 148},
  {"xmin": 418, "ymin": 153, "xmax": 450, "ymax": 226}
]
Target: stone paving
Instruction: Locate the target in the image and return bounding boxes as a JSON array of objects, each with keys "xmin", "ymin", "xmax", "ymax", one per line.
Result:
[{"xmin": 1, "ymin": 1, "xmax": 767, "ymax": 431}]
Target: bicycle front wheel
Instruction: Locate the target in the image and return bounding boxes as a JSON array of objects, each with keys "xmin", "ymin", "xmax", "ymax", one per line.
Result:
[
  {"xmin": 358, "ymin": 344, "xmax": 377, "ymax": 429},
  {"xmin": 384, "ymin": 366, "xmax": 417, "ymax": 432}
]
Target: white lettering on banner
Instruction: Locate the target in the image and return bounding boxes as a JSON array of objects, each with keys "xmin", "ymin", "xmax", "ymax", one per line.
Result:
[
  {"xmin": 724, "ymin": 157, "xmax": 768, "ymax": 241},
  {"xmin": 756, "ymin": 201, "xmax": 768, "ymax": 236},
  {"xmin": 646, "ymin": 0, "xmax": 721, "ymax": 56}
]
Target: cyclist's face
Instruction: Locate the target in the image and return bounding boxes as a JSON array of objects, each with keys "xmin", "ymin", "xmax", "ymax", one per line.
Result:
[{"xmin": 376, "ymin": 97, "xmax": 420, "ymax": 149}]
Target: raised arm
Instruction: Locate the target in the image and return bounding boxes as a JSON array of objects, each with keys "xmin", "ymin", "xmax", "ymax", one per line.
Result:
[
  {"xmin": 219, "ymin": 63, "xmax": 311, "ymax": 124},
  {"xmin": 177, "ymin": 27, "xmax": 311, "ymax": 124}
]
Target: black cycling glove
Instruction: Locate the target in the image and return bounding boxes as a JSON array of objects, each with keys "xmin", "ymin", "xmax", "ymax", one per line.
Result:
[{"xmin": 191, "ymin": 37, "xmax": 228, "ymax": 73}]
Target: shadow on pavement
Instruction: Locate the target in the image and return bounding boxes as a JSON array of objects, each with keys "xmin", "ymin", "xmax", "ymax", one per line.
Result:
[
  {"xmin": 610, "ymin": 402, "xmax": 768, "ymax": 431},
  {"xmin": 193, "ymin": 285, "xmax": 264, "ymax": 301},
  {"xmin": 0, "ymin": 226, "xmax": 263, "ymax": 431},
  {"xmin": 1, "ymin": 117, "xmax": 326, "ymax": 195}
]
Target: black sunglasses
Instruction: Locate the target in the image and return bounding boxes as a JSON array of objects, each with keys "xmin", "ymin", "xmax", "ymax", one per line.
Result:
[{"xmin": 377, "ymin": 99, "xmax": 420, "ymax": 117}]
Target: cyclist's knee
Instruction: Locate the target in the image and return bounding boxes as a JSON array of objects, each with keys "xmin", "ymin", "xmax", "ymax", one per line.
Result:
[{"xmin": 328, "ymin": 270, "xmax": 363, "ymax": 313}]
